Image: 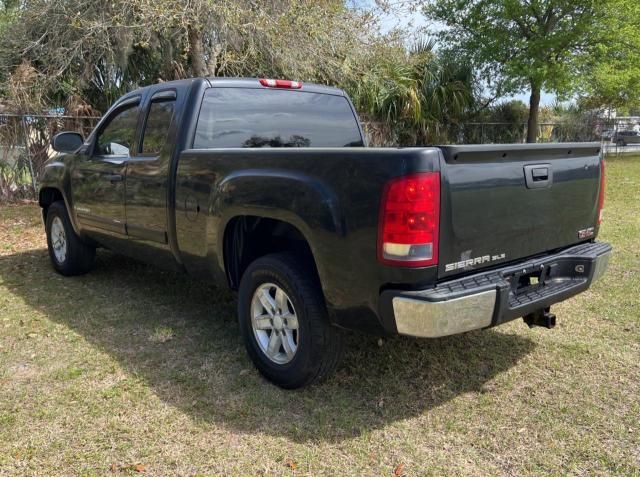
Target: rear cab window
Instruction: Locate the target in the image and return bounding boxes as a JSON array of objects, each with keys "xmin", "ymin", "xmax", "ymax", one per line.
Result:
[
  {"xmin": 193, "ymin": 88, "xmax": 363, "ymax": 148},
  {"xmin": 141, "ymin": 98, "xmax": 176, "ymax": 155}
]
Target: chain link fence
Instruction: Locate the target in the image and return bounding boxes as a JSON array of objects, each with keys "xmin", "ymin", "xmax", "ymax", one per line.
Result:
[
  {"xmin": 0, "ymin": 113, "xmax": 634, "ymax": 202},
  {"xmin": 362, "ymin": 119, "xmax": 614, "ymax": 146},
  {"xmin": 0, "ymin": 114, "xmax": 99, "ymax": 202}
]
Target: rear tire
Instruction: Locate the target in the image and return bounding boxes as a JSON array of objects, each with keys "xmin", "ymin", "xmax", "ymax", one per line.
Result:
[
  {"xmin": 45, "ymin": 201, "xmax": 95, "ymax": 276},
  {"xmin": 238, "ymin": 253, "xmax": 344, "ymax": 389}
]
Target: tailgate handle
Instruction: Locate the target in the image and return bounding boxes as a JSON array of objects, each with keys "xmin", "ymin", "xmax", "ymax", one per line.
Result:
[
  {"xmin": 524, "ymin": 164, "xmax": 553, "ymax": 189},
  {"xmin": 532, "ymin": 168, "xmax": 548, "ymax": 180}
]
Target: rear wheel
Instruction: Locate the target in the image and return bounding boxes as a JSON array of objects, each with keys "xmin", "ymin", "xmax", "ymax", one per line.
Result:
[
  {"xmin": 238, "ymin": 253, "xmax": 344, "ymax": 389},
  {"xmin": 45, "ymin": 201, "xmax": 95, "ymax": 276}
]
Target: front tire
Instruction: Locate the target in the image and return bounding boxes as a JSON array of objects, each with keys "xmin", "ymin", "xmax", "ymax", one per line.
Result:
[
  {"xmin": 45, "ymin": 201, "xmax": 95, "ymax": 276},
  {"xmin": 238, "ymin": 253, "xmax": 344, "ymax": 389}
]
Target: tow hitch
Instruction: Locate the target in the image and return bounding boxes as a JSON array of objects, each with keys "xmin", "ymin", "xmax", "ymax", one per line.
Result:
[{"xmin": 523, "ymin": 307, "xmax": 556, "ymax": 329}]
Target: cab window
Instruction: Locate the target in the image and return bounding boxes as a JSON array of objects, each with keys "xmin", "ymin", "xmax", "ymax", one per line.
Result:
[
  {"xmin": 95, "ymin": 103, "xmax": 140, "ymax": 156},
  {"xmin": 141, "ymin": 99, "xmax": 176, "ymax": 155},
  {"xmin": 194, "ymin": 88, "xmax": 363, "ymax": 149}
]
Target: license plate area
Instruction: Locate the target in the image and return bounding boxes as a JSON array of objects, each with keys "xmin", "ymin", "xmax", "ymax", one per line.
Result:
[{"xmin": 507, "ymin": 267, "xmax": 546, "ymax": 295}]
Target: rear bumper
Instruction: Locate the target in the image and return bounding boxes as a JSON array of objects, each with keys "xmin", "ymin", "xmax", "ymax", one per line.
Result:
[{"xmin": 379, "ymin": 241, "xmax": 612, "ymax": 338}]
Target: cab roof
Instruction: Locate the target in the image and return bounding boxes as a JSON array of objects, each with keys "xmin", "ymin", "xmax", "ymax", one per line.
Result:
[{"xmin": 127, "ymin": 77, "xmax": 347, "ymax": 98}]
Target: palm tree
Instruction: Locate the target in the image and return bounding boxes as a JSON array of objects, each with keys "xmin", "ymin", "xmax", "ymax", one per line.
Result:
[{"xmin": 350, "ymin": 38, "xmax": 476, "ymax": 145}]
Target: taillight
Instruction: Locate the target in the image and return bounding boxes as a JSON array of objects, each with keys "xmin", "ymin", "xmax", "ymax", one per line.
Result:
[
  {"xmin": 378, "ymin": 172, "xmax": 440, "ymax": 267},
  {"xmin": 259, "ymin": 78, "xmax": 302, "ymax": 89},
  {"xmin": 597, "ymin": 159, "xmax": 606, "ymax": 224}
]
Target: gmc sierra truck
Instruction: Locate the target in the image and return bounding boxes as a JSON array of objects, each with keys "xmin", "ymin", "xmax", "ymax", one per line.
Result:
[{"xmin": 40, "ymin": 77, "xmax": 611, "ymax": 388}]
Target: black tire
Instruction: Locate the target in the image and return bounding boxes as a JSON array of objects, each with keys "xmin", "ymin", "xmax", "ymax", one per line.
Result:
[
  {"xmin": 238, "ymin": 253, "xmax": 344, "ymax": 389},
  {"xmin": 45, "ymin": 201, "xmax": 95, "ymax": 276}
]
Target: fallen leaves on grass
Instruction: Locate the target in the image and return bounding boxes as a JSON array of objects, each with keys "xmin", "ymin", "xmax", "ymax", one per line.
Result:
[
  {"xmin": 285, "ymin": 459, "xmax": 298, "ymax": 471},
  {"xmin": 393, "ymin": 463, "xmax": 406, "ymax": 477},
  {"xmin": 110, "ymin": 463, "xmax": 147, "ymax": 473}
]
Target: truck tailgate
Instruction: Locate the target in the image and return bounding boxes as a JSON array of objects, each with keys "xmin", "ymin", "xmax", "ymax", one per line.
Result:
[{"xmin": 438, "ymin": 143, "xmax": 603, "ymax": 279}]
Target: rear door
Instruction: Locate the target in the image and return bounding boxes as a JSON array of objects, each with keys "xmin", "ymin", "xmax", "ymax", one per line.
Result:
[
  {"xmin": 437, "ymin": 143, "xmax": 603, "ymax": 279},
  {"xmin": 125, "ymin": 89, "xmax": 178, "ymax": 245},
  {"xmin": 71, "ymin": 97, "xmax": 140, "ymax": 239}
]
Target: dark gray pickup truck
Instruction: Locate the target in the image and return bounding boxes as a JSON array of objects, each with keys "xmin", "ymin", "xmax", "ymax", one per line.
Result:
[{"xmin": 40, "ymin": 77, "xmax": 611, "ymax": 388}]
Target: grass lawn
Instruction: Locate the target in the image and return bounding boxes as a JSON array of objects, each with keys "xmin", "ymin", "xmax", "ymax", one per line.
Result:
[{"xmin": 0, "ymin": 156, "xmax": 638, "ymax": 476}]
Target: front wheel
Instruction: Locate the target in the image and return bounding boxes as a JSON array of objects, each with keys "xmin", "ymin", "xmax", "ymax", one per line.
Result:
[
  {"xmin": 238, "ymin": 253, "xmax": 344, "ymax": 389},
  {"xmin": 45, "ymin": 201, "xmax": 95, "ymax": 276}
]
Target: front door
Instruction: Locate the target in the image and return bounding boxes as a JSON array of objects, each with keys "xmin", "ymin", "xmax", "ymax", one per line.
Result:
[{"xmin": 71, "ymin": 99, "xmax": 140, "ymax": 241}]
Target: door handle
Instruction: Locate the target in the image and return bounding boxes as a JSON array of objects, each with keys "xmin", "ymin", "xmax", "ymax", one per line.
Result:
[{"xmin": 108, "ymin": 174, "xmax": 123, "ymax": 184}]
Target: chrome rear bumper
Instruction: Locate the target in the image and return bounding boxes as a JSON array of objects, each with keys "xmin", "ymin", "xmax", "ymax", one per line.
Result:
[
  {"xmin": 383, "ymin": 242, "xmax": 612, "ymax": 338},
  {"xmin": 393, "ymin": 290, "xmax": 496, "ymax": 337}
]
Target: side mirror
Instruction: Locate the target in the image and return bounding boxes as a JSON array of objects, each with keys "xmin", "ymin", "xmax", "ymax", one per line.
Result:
[{"xmin": 52, "ymin": 132, "xmax": 84, "ymax": 153}]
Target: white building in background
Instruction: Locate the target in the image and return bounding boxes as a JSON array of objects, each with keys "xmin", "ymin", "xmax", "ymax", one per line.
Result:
[
  {"xmin": 596, "ymin": 107, "xmax": 640, "ymax": 131},
  {"xmin": 615, "ymin": 116, "xmax": 640, "ymax": 131}
]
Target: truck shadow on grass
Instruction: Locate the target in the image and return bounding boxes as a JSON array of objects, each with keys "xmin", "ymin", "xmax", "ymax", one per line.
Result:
[{"xmin": 2, "ymin": 249, "xmax": 536, "ymax": 443}]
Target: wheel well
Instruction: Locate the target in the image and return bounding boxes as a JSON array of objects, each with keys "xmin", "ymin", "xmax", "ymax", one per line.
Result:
[
  {"xmin": 39, "ymin": 187, "xmax": 64, "ymax": 220},
  {"xmin": 224, "ymin": 216, "xmax": 319, "ymax": 290}
]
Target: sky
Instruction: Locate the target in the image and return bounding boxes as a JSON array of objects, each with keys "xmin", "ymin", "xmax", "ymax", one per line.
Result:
[{"xmin": 369, "ymin": 2, "xmax": 557, "ymax": 106}]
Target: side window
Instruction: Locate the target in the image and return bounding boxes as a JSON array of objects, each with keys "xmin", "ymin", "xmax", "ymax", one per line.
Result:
[
  {"xmin": 141, "ymin": 99, "xmax": 176, "ymax": 155},
  {"xmin": 96, "ymin": 104, "xmax": 140, "ymax": 156}
]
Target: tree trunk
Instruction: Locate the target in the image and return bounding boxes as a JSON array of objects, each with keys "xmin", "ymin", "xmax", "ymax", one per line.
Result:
[
  {"xmin": 187, "ymin": 26, "xmax": 206, "ymax": 77},
  {"xmin": 526, "ymin": 81, "xmax": 541, "ymax": 143}
]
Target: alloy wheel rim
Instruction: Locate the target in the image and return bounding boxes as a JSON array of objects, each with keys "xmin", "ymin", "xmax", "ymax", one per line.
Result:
[
  {"xmin": 51, "ymin": 216, "xmax": 67, "ymax": 264},
  {"xmin": 250, "ymin": 283, "xmax": 299, "ymax": 364}
]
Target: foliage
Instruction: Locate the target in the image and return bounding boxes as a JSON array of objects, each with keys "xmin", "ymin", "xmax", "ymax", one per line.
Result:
[
  {"xmin": 351, "ymin": 38, "xmax": 477, "ymax": 145},
  {"xmin": 577, "ymin": 0, "xmax": 640, "ymax": 109},
  {"xmin": 0, "ymin": 0, "xmax": 380, "ymax": 113},
  {"xmin": 0, "ymin": 112, "xmax": 100, "ymax": 202},
  {"xmin": 422, "ymin": 0, "xmax": 624, "ymax": 142},
  {"xmin": 482, "ymin": 100, "xmax": 529, "ymax": 125},
  {"xmin": 0, "ymin": 2, "xmax": 15, "ymax": 98},
  {"xmin": 544, "ymin": 103, "xmax": 602, "ymax": 142},
  {"xmin": 0, "ymin": 117, "xmax": 33, "ymax": 201},
  {"xmin": 0, "ymin": 0, "xmax": 483, "ymax": 147},
  {"xmin": 467, "ymin": 100, "xmax": 529, "ymax": 143}
]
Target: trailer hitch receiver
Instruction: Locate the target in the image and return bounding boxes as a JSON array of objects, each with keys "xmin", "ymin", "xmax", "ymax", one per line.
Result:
[{"xmin": 523, "ymin": 307, "xmax": 556, "ymax": 329}]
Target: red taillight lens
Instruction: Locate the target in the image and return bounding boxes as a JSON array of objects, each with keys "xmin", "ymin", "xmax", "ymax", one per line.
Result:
[
  {"xmin": 378, "ymin": 172, "xmax": 440, "ymax": 267},
  {"xmin": 259, "ymin": 78, "xmax": 302, "ymax": 89},
  {"xmin": 597, "ymin": 159, "xmax": 606, "ymax": 224}
]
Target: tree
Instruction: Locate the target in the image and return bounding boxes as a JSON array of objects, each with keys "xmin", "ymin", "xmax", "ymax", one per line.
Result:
[
  {"xmin": 0, "ymin": 0, "xmax": 18, "ymax": 97},
  {"xmin": 424, "ymin": 1, "xmax": 604, "ymax": 142},
  {"xmin": 350, "ymin": 38, "xmax": 477, "ymax": 145},
  {"xmin": 0, "ymin": 0, "xmax": 380, "ymax": 112},
  {"xmin": 578, "ymin": 0, "xmax": 640, "ymax": 110}
]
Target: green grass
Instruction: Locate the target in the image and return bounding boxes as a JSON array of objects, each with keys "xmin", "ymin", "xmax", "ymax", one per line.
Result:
[{"xmin": 0, "ymin": 155, "xmax": 638, "ymax": 476}]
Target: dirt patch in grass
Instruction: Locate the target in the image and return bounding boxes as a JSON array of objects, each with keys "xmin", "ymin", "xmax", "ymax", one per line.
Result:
[{"xmin": 0, "ymin": 156, "xmax": 638, "ymax": 475}]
